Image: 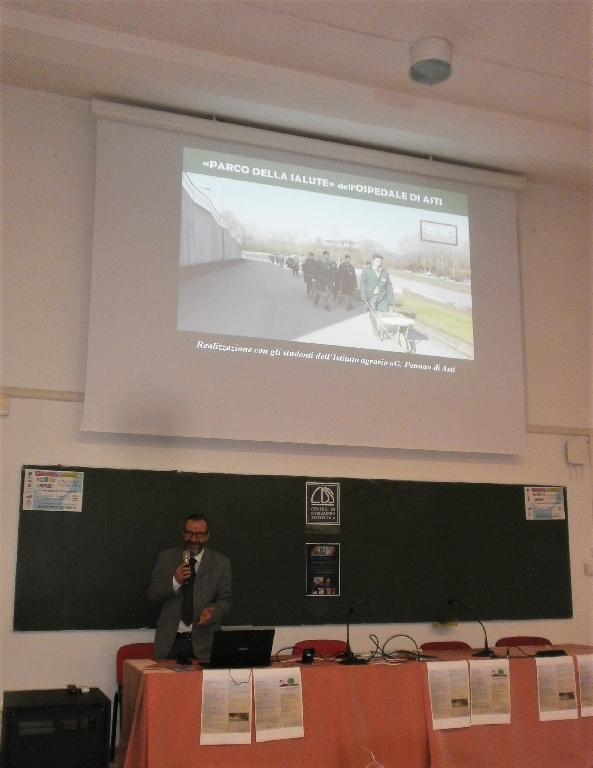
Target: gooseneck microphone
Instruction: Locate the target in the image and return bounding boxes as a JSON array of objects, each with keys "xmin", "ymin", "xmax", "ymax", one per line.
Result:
[
  {"xmin": 447, "ymin": 598, "xmax": 495, "ymax": 657},
  {"xmin": 341, "ymin": 606, "xmax": 368, "ymax": 665}
]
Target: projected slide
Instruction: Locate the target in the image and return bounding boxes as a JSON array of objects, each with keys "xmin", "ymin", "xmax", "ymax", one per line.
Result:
[{"xmin": 179, "ymin": 148, "xmax": 473, "ymax": 361}]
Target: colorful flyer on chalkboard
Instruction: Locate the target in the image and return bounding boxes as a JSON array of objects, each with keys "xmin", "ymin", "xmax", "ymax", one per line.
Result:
[
  {"xmin": 305, "ymin": 482, "xmax": 340, "ymax": 525},
  {"xmin": 22, "ymin": 469, "xmax": 84, "ymax": 512},
  {"xmin": 306, "ymin": 543, "xmax": 340, "ymax": 596},
  {"xmin": 524, "ymin": 486, "xmax": 565, "ymax": 520}
]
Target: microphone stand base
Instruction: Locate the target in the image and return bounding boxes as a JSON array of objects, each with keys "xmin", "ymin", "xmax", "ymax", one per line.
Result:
[
  {"xmin": 340, "ymin": 653, "xmax": 369, "ymax": 665},
  {"xmin": 473, "ymin": 648, "xmax": 496, "ymax": 658}
]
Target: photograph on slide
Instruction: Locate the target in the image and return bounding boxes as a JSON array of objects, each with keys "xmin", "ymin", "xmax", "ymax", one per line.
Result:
[{"xmin": 178, "ymin": 147, "xmax": 474, "ymax": 360}]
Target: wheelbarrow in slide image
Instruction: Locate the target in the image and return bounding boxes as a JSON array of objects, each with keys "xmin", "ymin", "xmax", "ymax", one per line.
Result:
[{"xmin": 365, "ymin": 300, "xmax": 415, "ymax": 353}]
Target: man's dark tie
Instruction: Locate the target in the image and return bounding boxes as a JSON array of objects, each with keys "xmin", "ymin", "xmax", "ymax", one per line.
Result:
[{"xmin": 181, "ymin": 557, "xmax": 197, "ymax": 626}]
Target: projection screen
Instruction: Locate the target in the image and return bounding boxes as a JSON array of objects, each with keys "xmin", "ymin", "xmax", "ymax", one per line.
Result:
[{"xmin": 81, "ymin": 101, "xmax": 526, "ymax": 453}]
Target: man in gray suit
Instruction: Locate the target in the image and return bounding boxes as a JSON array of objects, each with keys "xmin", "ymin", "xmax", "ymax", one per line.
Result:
[{"xmin": 148, "ymin": 514, "xmax": 232, "ymax": 660}]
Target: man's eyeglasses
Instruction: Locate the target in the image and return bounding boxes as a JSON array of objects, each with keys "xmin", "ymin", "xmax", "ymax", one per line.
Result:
[{"xmin": 184, "ymin": 530, "xmax": 209, "ymax": 540}]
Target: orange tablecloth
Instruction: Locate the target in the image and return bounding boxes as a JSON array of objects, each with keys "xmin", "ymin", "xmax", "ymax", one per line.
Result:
[
  {"xmin": 426, "ymin": 648, "xmax": 593, "ymax": 768},
  {"xmin": 119, "ymin": 647, "xmax": 593, "ymax": 768}
]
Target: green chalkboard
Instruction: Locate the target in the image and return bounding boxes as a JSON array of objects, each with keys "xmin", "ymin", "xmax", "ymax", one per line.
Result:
[{"xmin": 13, "ymin": 467, "xmax": 572, "ymax": 630}]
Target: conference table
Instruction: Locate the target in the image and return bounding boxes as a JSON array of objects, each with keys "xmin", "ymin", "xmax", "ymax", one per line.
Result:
[{"xmin": 118, "ymin": 646, "xmax": 593, "ymax": 768}]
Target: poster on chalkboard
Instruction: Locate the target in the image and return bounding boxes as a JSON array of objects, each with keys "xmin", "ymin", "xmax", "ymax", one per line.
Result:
[
  {"xmin": 306, "ymin": 543, "xmax": 340, "ymax": 596},
  {"xmin": 22, "ymin": 468, "xmax": 84, "ymax": 512},
  {"xmin": 524, "ymin": 486, "xmax": 565, "ymax": 520}
]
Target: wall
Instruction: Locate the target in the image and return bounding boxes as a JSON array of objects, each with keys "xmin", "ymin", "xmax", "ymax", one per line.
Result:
[
  {"xmin": 0, "ymin": 84, "xmax": 5, "ymax": 694},
  {"xmin": 518, "ymin": 183, "xmax": 591, "ymax": 428},
  {"xmin": 180, "ymin": 184, "xmax": 242, "ymax": 266},
  {"xmin": 1, "ymin": 86, "xmax": 592, "ymax": 701}
]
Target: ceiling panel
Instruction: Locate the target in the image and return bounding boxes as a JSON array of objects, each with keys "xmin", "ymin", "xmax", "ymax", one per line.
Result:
[{"xmin": 1, "ymin": 0, "xmax": 590, "ymax": 187}]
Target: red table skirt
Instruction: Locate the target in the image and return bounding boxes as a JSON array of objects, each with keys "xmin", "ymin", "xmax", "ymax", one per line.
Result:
[{"xmin": 119, "ymin": 647, "xmax": 593, "ymax": 768}]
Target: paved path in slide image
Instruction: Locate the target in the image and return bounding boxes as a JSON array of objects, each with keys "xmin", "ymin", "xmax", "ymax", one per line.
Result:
[
  {"xmin": 178, "ymin": 258, "xmax": 468, "ymax": 359},
  {"xmin": 395, "ymin": 275, "xmax": 472, "ymax": 308}
]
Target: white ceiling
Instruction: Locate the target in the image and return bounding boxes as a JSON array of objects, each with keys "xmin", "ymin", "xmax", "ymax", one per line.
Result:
[{"xmin": 1, "ymin": 1, "xmax": 592, "ymax": 188}]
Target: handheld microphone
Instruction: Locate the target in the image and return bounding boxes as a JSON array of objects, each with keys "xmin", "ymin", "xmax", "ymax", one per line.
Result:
[
  {"xmin": 340, "ymin": 606, "xmax": 368, "ymax": 665},
  {"xmin": 182, "ymin": 550, "xmax": 191, "ymax": 584},
  {"xmin": 447, "ymin": 598, "xmax": 495, "ymax": 657}
]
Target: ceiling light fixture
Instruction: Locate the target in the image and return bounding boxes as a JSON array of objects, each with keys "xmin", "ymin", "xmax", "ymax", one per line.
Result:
[{"xmin": 409, "ymin": 37, "xmax": 453, "ymax": 85}]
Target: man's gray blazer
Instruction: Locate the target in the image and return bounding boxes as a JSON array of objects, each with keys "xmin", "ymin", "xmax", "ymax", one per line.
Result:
[{"xmin": 147, "ymin": 546, "xmax": 232, "ymax": 660}]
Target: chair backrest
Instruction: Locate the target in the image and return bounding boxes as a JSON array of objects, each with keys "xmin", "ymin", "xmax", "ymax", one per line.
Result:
[
  {"xmin": 420, "ymin": 641, "xmax": 471, "ymax": 651},
  {"xmin": 495, "ymin": 636, "xmax": 551, "ymax": 647},
  {"xmin": 116, "ymin": 642, "xmax": 155, "ymax": 685},
  {"xmin": 292, "ymin": 640, "xmax": 348, "ymax": 657}
]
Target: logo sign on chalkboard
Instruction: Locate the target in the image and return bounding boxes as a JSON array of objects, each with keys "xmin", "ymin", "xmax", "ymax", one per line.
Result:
[{"xmin": 306, "ymin": 482, "xmax": 340, "ymax": 525}]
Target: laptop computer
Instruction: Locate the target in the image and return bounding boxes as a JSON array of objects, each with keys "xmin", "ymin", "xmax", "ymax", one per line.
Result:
[{"xmin": 200, "ymin": 628, "xmax": 276, "ymax": 668}]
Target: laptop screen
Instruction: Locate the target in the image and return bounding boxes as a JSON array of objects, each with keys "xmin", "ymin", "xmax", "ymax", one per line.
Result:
[{"xmin": 201, "ymin": 628, "xmax": 275, "ymax": 668}]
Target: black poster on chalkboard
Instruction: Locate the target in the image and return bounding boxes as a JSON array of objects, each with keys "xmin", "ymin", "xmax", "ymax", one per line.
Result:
[{"xmin": 13, "ymin": 467, "xmax": 572, "ymax": 631}]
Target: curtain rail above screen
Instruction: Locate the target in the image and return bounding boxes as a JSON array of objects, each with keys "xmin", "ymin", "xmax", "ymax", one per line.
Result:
[{"xmin": 90, "ymin": 100, "xmax": 527, "ymax": 191}]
